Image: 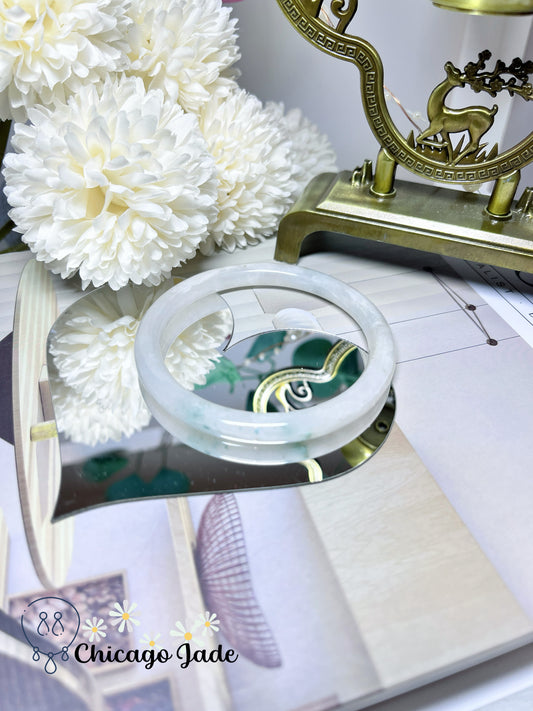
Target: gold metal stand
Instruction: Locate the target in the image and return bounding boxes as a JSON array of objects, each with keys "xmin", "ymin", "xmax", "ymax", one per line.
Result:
[{"xmin": 275, "ymin": 166, "xmax": 533, "ymax": 272}]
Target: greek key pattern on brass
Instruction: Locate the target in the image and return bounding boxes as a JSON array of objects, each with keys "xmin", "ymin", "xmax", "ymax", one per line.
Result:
[{"xmin": 279, "ymin": 0, "xmax": 533, "ymax": 183}]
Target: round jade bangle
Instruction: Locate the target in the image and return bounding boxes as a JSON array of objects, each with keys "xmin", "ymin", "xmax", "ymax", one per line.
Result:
[{"xmin": 135, "ymin": 262, "xmax": 395, "ymax": 465}]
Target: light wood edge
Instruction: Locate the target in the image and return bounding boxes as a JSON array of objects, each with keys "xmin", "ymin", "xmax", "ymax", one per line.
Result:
[
  {"xmin": 166, "ymin": 498, "xmax": 232, "ymax": 711},
  {"xmin": 12, "ymin": 259, "xmax": 74, "ymax": 588},
  {"xmin": 300, "ymin": 425, "xmax": 533, "ymax": 692}
]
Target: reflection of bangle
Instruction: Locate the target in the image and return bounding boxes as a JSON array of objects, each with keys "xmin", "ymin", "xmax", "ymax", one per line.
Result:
[{"xmin": 135, "ymin": 262, "xmax": 395, "ymax": 466}]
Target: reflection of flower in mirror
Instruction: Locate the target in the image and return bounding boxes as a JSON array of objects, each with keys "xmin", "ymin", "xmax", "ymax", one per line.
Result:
[
  {"xmin": 50, "ymin": 281, "xmax": 232, "ymax": 445},
  {"xmin": 51, "ymin": 378, "xmax": 142, "ymax": 446}
]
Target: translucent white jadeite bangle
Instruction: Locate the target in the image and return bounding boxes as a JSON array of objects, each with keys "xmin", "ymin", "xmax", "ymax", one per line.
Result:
[{"xmin": 135, "ymin": 263, "xmax": 395, "ymax": 465}]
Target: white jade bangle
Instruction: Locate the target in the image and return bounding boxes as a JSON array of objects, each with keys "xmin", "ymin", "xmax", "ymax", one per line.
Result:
[{"xmin": 135, "ymin": 263, "xmax": 395, "ymax": 465}]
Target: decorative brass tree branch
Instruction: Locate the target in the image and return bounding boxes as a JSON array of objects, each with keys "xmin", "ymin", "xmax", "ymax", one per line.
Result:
[{"xmin": 463, "ymin": 51, "xmax": 533, "ymax": 99}]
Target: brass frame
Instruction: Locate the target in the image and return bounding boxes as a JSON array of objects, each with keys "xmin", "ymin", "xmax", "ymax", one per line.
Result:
[{"xmin": 274, "ymin": 0, "xmax": 533, "ymax": 272}]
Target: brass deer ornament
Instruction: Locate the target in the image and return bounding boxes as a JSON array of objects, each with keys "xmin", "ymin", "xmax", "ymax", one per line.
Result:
[
  {"xmin": 416, "ymin": 52, "xmax": 533, "ymax": 167},
  {"xmin": 415, "ymin": 62, "xmax": 498, "ymax": 166},
  {"xmin": 274, "ymin": 0, "xmax": 533, "ymax": 273},
  {"xmin": 276, "ymin": 0, "xmax": 533, "ymax": 184}
]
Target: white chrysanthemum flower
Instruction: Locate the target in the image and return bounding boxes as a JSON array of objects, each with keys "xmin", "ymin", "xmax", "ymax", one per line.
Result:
[
  {"xmin": 265, "ymin": 102, "xmax": 338, "ymax": 200},
  {"xmin": 198, "ymin": 88, "xmax": 295, "ymax": 254},
  {"xmin": 126, "ymin": 0, "xmax": 239, "ymax": 114},
  {"xmin": 3, "ymin": 74, "xmax": 218, "ymax": 290},
  {"xmin": 49, "ymin": 283, "xmax": 232, "ymax": 445},
  {"xmin": 0, "ymin": 0, "xmax": 131, "ymax": 121}
]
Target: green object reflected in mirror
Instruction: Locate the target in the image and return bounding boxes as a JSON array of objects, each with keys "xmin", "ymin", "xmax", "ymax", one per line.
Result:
[{"xmin": 49, "ymin": 327, "xmax": 395, "ymax": 519}]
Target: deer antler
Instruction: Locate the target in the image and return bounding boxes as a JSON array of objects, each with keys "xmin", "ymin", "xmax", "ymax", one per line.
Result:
[{"xmin": 462, "ymin": 50, "xmax": 533, "ymax": 101}]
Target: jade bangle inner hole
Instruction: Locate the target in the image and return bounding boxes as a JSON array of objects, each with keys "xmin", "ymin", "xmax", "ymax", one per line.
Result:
[
  {"xmin": 176, "ymin": 327, "xmax": 368, "ymax": 416},
  {"xmin": 159, "ymin": 288, "xmax": 370, "ymax": 417}
]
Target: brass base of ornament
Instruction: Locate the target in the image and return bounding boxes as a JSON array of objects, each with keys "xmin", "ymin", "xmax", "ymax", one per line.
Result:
[
  {"xmin": 275, "ymin": 164, "xmax": 533, "ymax": 273},
  {"xmin": 433, "ymin": 0, "xmax": 533, "ymax": 14}
]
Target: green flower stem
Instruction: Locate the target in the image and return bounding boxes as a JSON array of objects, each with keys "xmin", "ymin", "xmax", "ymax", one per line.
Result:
[
  {"xmin": 0, "ymin": 120, "xmax": 11, "ymax": 165},
  {"xmin": 0, "ymin": 219, "xmax": 14, "ymax": 241},
  {"xmin": 0, "ymin": 239, "xmax": 29, "ymax": 255},
  {"xmin": 0, "ymin": 218, "xmax": 28, "ymax": 255},
  {"xmin": 0, "ymin": 123, "xmax": 24, "ymax": 254}
]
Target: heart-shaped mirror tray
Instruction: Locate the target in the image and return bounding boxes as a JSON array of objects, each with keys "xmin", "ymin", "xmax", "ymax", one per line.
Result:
[{"xmin": 44, "ymin": 262, "xmax": 395, "ymax": 519}]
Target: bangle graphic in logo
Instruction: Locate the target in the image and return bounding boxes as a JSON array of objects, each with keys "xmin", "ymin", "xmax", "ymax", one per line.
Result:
[{"xmin": 20, "ymin": 597, "xmax": 80, "ymax": 674}]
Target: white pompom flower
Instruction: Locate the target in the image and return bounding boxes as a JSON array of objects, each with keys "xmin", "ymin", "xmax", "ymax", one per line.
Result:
[
  {"xmin": 198, "ymin": 88, "xmax": 296, "ymax": 254},
  {"xmin": 126, "ymin": 0, "xmax": 240, "ymax": 114},
  {"xmin": 49, "ymin": 282, "xmax": 232, "ymax": 445},
  {"xmin": 265, "ymin": 102, "xmax": 338, "ymax": 200},
  {"xmin": 0, "ymin": 0, "xmax": 132, "ymax": 121},
  {"xmin": 3, "ymin": 74, "xmax": 218, "ymax": 290}
]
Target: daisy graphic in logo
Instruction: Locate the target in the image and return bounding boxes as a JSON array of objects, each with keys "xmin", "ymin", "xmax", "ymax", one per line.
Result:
[
  {"xmin": 197, "ymin": 611, "xmax": 220, "ymax": 636},
  {"xmin": 170, "ymin": 619, "xmax": 202, "ymax": 647},
  {"xmin": 109, "ymin": 600, "xmax": 140, "ymax": 633},
  {"xmin": 82, "ymin": 617, "xmax": 107, "ymax": 642},
  {"xmin": 140, "ymin": 632, "xmax": 163, "ymax": 651}
]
